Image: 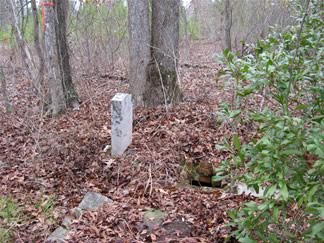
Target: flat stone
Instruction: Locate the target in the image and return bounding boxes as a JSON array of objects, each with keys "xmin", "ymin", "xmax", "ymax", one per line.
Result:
[
  {"xmin": 47, "ymin": 226, "xmax": 69, "ymax": 242},
  {"xmin": 47, "ymin": 192, "xmax": 113, "ymax": 242},
  {"xmin": 78, "ymin": 192, "xmax": 113, "ymax": 211},
  {"xmin": 111, "ymin": 93, "xmax": 133, "ymax": 157},
  {"xmin": 143, "ymin": 208, "xmax": 167, "ymax": 225},
  {"xmin": 158, "ymin": 220, "xmax": 191, "ymax": 240},
  {"xmin": 138, "ymin": 210, "xmax": 191, "ymax": 241},
  {"xmin": 72, "ymin": 207, "xmax": 83, "ymax": 219},
  {"xmin": 0, "ymin": 160, "xmax": 5, "ymax": 168},
  {"xmin": 62, "ymin": 216, "xmax": 73, "ymax": 228}
]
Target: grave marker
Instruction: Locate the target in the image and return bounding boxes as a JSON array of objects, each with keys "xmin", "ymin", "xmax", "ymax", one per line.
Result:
[{"xmin": 111, "ymin": 93, "xmax": 133, "ymax": 156}]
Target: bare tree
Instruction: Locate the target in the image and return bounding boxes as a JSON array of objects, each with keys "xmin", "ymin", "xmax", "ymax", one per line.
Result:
[
  {"xmin": 31, "ymin": 0, "xmax": 45, "ymax": 95},
  {"xmin": 7, "ymin": 0, "xmax": 41, "ymax": 95},
  {"xmin": 128, "ymin": 0, "xmax": 182, "ymax": 107},
  {"xmin": 69, "ymin": 1, "xmax": 128, "ymax": 74},
  {"xmin": 145, "ymin": 0, "xmax": 182, "ymax": 106},
  {"xmin": 41, "ymin": 0, "xmax": 79, "ymax": 115},
  {"xmin": 127, "ymin": 0, "xmax": 151, "ymax": 106},
  {"xmin": 0, "ymin": 1, "xmax": 10, "ymax": 31},
  {"xmin": 43, "ymin": 0, "xmax": 65, "ymax": 115},
  {"xmin": 224, "ymin": 0, "xmax": 232, "ymax": 51},
  {"xmin": 0, "ymin": 66, "xmax": 12, "ymax": 113},
  {"xmin": 54, "ymin": 0, "xmax": 80, "ymax": 109}
]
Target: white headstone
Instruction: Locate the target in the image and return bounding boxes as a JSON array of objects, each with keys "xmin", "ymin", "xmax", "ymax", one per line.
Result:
[{"xmin": 111, "ymin": 93, "xmax": 133, "ymax": 156}]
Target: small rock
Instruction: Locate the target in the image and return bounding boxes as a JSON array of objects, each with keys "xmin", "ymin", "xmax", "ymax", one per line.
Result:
[
  {"xmin": 78, "ymin": 192, "xmax": 113, "ymax": 211},
  {"xmin": 47, "ymin": 226, "xmax": 69, "ymax": 243},
  {"xmin": 62, "ymin": 216, "xmax": 73, "ymax": 228},
  {"xmin": 72, "ymin": 207, "xmax": 83, "ymax": 219},
  {"xmin": 0, "ymin": 161, "xmax": 5, "ymax": 168},
  {"xmin": 143, "ymin": 209, "xmax": 167, "ymax": 226}
]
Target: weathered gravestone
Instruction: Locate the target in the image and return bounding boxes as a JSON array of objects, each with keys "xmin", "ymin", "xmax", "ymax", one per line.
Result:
[{"xmin": 111, "ymin": 93, "xmax": 133, "ymax": 157}]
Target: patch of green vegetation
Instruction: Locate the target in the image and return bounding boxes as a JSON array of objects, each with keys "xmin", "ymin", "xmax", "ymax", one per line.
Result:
[
  {"xmin": 0, "ymin": 197, "xmax": 21, "ymax": 224},
  {"xmin": 35, "ymin": 195, "xmax": 56, "ymax": 222},
  {"xmin": 0, "ymin": 227, "xmax": 11, "ymax": 243},
  {"xmin": 180, "ymin": 17, "xmax": 201, "ymax": 40},
  {"xmin": 216, "ymin": 0, "xmax": 324, "ymax": 242},
  {"xmin": 0, "ymin": 196, "xmax": 21, "ymax": 243},
  {"xmin": 0, "ymin": 28, "xmax": 12, "ymax": 43},
  {"xmin": 187, "ymin": 19, "xmax": 201, "ymax": 40},
  {"xmin": 0, "ymin": 13, "xmax": 36, "ymax": 46}
]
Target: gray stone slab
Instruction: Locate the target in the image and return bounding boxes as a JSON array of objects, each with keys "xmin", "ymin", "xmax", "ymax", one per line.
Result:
[
  {"xmin": 0, "ymin": 160, "xmax": 5, "ymax": 168},
  {"xmin": 47, "ymin": 192, "xmax": 113, "ymax": 242},
  {"xmin": 47, "ymin": 226, "xmax": 69, "ymax": 242},
  {"xmin": 78, "ymin": 192, "xmax": 113, "ymax": 211},
  {"xmin": 111, "ymin": 93, "xmax": 133, "ymax": 156},
  {"xmin": 62, "ymin": 216, "xmax": 73, "ymax": 228}
]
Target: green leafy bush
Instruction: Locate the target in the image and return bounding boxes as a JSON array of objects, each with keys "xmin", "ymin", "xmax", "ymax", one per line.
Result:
[{"xmin": 217, "ymin": 0, "xmax": 324, "ymax": 242}]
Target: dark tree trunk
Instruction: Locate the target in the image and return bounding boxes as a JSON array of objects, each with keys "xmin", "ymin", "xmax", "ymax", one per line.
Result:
[
  {"xmin": 0, "ymin": 66, "xmax": 12, "ymax": 113},
  {"xmin": 224, "ymin": 0, "xmax": 232, "ymax": 51},
  {"xmin": 143, "ymin": 0, "xmax": 182, "ymax": 107},
  {"xmin": 31, "ymin": 0, "xmax": 45, "ymax": 97},
  {"xmin": 54, "ymin": 0, "xmax": 80, "ymax": 109}
]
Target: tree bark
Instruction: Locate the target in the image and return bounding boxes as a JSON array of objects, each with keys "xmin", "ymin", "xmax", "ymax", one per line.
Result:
[
  {"xmin": 224, "ymin": 0, "xmax": 232, "ymax": 51},
  {"xmin": 7, "ymin": 0, "xmax": 42, "ymax": 95},
  {"xmin": 43, "ymin": 0, "xmax": 65, "ymax": 115},
  {"xmin": 180, "ymin": 3, "xmax": 189, "ymax": 62},
  {"xmin": 144, "ymin": 0, "xmax": 182, "ymax": 107},
  {"xmin": 31, "ymin": 0, "xmax": 45, "ymax": 97},
  {"xmin": 127, "ymin": 0, "xmax": 151, "ymax": 107},
  {"xmin": 0, "ymin": 1, "xmax": 10, "ymax": 31},
  {"xmin": 54, "ymin": 0, "xmax": 80, "ymax": 109},
  {"xmin": 0, "ymin": 66, "xmax": 12, "ymax": 113}
]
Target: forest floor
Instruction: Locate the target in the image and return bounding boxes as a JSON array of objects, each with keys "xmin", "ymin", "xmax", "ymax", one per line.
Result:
[{"xmin": 0, "ymin": 41, "xmax": 256, "ymax": 242}]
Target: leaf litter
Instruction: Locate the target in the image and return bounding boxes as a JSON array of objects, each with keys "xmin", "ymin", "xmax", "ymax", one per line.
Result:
[{"xmin": 0, "ymin": 41, "xmax": 256, "ymax": 242}]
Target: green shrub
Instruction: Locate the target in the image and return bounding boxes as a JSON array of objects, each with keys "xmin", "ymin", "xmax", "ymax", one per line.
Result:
[{"xmin": 217, "ymin": 0, "xmax": 324, "ymax": 242}]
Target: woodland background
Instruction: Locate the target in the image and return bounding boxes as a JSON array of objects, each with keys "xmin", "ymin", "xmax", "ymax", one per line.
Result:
[{"xmin": 0, "ymin": 0, "xmax": 323, "ymax": 242}]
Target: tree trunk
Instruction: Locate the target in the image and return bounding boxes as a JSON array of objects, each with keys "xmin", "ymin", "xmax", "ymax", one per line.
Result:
[
  {"xmin": 224, "ymin": 0, "xmax": 232, "ymax": 51},
  {"xmin": 31, "ymin": 0, "xmax": 45, "ymax": 97},
  {"xmin": 7, "ymin": 0, "xmax": 41, "ymax": 95},
  {"xmin": 0, "ymin": 1, "xmax": 10, "ymax": 30},
  {"xmin": 127, "ymin": 0, "xmax": 151, "ymax": 107},
  {"xmin": 54, "ymin": 0, "xmax": 80, "ymax": 109},
  {"xmin": 144, "ymin": 0, "xmax": 182, "ymax": 107},
  {"xmin": 0, "ymin": 66, "xmax": 12, "ymax": 113},
  {"xmin": 180, "ymin": 3, "xmax": 189, "ymax": 62},
  {"xmin": 43, "ymin": 0, "xmax": 65, "ymax": 115}
]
